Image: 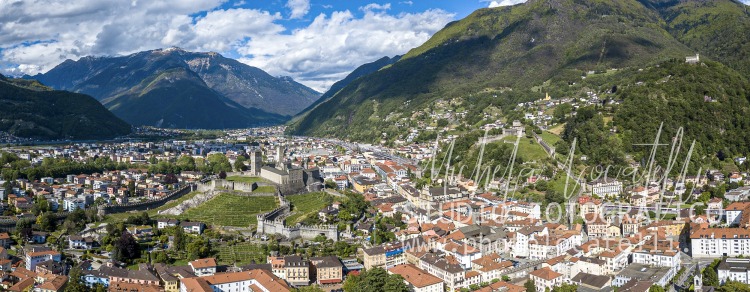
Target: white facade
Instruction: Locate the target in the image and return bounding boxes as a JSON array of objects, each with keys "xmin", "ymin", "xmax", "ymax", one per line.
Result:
[
  {"xmin": 631, "ymin": 251, "xmax": 680, "ymax": 268},
  {"xmin": 718, "ymin": 258, "xmax": 750, "ymax": 285},
  {"xmin": 691, "ymin": 235, "xmax": 750, "ymax": 257}
]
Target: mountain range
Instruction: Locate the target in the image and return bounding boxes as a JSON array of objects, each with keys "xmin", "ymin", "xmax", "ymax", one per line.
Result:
[
  {"xmin": 30, "ymin": 48, "xmax": 320, "ymax": 129},
  {"xmin": 0, "ymin": 74, "xmax": 131, "ymax": 140},
  {"xmin": 287, "ymin": 0, "xmax": 750, "ymax": 143}
]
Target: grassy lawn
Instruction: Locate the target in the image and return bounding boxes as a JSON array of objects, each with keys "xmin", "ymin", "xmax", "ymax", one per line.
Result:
[
  {"xmin": 254, "ymin": 186, "xmax": 277, "ymax": 193},
  {"xmin": 539, "ymin": 131, "xmax": 561, "ymax": 146},
  {"xmin": 226, "ymin": 176, "xmax": 268, "ymax": 183},
  {"xmin": 548, "ymin": 123, "xmax": 565, "ymax": 135},
  {"xmin": 549, "ymin": 173, "xmax": 581, "ymax": 197},
  {"xmin": 284, "ymin": 192, "xmax": 332, "ymax": 225},
  {"xmin": 216, "ymin": 242, "xmax": 268, "ymax": 265},
  {"xmin": 179, "ymin": 193, "xmax": 278, "ymax": 227},
  {"xmin": 104, "ymin": 191, "xmax": 203, "ymax": 223},
  {"xmin": 502, "ymin": 136, "xmax": 549, "ymax": 162}
]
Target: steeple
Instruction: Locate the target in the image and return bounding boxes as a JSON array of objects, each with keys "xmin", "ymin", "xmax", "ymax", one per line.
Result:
[{"xmin": 694, "ymin": 264, "xmax": 703, "ymax": 292}]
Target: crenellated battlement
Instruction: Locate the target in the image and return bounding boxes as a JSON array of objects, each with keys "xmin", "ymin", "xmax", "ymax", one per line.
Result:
[{"xmin": 255, "ymin": 193, "xmax": 338, "ymax": 241}]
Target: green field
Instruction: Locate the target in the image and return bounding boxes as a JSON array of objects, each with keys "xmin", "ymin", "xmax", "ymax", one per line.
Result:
[
  {"xmin": 502, "ymin": 136, "xmax": 549, "ymax": 162},
  {"xmin": 539, "ymin": 131, "xmax": 561, "ymax": 146},
  {"xmin": 226, "ymin": 176, "xmax": 268, "ymax": 183},
  {"xmin": 104, "ymin": 191, "xmax": 203, "ymax": 223},
  {"xmin": 179, "ymin": 193, "xmax": 279, "ymax": 227},
  {"xmin": 284, "ymin": 192, "xmax": 333, "ymax": 225},
  {"xmin": 254, "ymin": 186, "xmax": 277, "ymax": 193},
  {"xmin": 549, "ymin": 173, "xmax": 581, "ymax": 197},
  {"xmin": 215, "ymin": 242, "xmax": 268, "ymax": 264}
]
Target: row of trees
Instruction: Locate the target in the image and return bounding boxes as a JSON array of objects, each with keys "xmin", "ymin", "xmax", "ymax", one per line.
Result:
[{"xmin": 342, "ymin": 267, "xmax": 409, "ymax": 292}]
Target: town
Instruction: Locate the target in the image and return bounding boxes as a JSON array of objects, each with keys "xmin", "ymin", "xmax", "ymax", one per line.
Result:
[{"xmin": 0, "ymin": 124, "xmax": 746, "ymax": 292}]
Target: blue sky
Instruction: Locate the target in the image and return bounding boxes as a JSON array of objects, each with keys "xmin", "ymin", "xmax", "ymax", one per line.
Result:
[{"xmin": 0, "ymin": 0, "xmax": 499, "ymax": 92}]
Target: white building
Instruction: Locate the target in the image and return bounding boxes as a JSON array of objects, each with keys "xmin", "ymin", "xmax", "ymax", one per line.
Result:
[
  {"xmin": 631, "ymin": 250, "xmax": 680, "ymax": 268},
  {"xmin": 586, "ymin": 178, "xmax": 623, "ymax": 196},
  {"xmin": 189, "ymin": 258, "xmax": 217, "ymax": 276},
  {"xmin": 530, "ymin": 267, "xmax": 565, "ymax": 292},
  {"xmin": 718, "ymin": 258, "xmax": 750, "ymax": 285}
]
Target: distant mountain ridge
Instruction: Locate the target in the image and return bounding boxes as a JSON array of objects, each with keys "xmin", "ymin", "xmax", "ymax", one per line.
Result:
[
  {"xmin": 0, "ymin": 74, "xmax": 131, "ymax": 139},
  {"xmin": 29, "ymin": 48, "xmax": 320, "ymax": 128}
]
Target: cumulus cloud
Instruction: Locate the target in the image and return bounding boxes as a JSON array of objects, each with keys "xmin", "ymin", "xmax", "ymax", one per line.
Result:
[
  {"xmin": 360, "ymin": 3, "xmax": 392, "ymax": 12},
  {"xmin": 238, "ymin": 8, "xmax": 454, "ymax": 92},
  {"xmin": 488, "ymin": 0, "xmax": 527, "ymax": 8},
  {"xmin": 286, "ymin": 0, "xmax": 310, "ymax": 19},
  {"xmin": 0, "ymin": 0, "xmax": 455, "ymax": 92}
]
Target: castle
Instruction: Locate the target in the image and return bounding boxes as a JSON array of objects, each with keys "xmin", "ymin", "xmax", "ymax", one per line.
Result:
[
  {"xmin": 255, "ymin": 194, "xmax": 339, "ymax": 241},
  {"xmin": 248, "ymin": 145, "xmax": 322, "ymax": 193}
]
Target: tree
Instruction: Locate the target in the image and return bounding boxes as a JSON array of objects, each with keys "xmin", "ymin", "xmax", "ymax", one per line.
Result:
[
  {"xmin": 649, "ymin": 285, "xmax": 666, "ymax": 292},
  {"xmin": 113, "ymin": 231, "xmax": 140, "ymax": 262},
  {"xmin": 703, "ymin": 259, "xmax": 720, "ymax": 286},
  {"xmin": 296, "ymin": 286, "xmax": 326, "ymax": 292},
  {"xmin": 219, "ymin": 171, "xmax": 227, "ymax": 179},
  {"xmin": 153, "ymin": 251, "xmax": 169, "ymax": 264},
  {"xmin": 525, "ymin": 280, "xmax": 536, "ymax": 292},
  {"xmin": 206, "ymin": 153, "xmax": 232, "ymax": 174},
  {"xmin": 234, "ymin": 155, "xmax": 247, "ymax": 171},
  {"xmin": 342, "ymin": 273, "xmax": 362, "ymax": 292},
  {"xmin": 164, "ymin": 173, "xmax": 178, "ymax": 184},
  {"xmin": 127, "ymin": 180, "xmax": 136, "ymax": 196},
  {"xmin": 30, "ymin": 197, "xmax": 49, "ymax": 215},
  {"xmin": 720, "ymin": 280, "xmax": 750, "ymax": 292},
  {"xmin": 16, "ymin": 218, "xmax": 33, "ymax": 242},
  {"xmin": 66, "ymin": 266, "xmax": 92, "ymax": 292},
  {"xmin": 553, "ymin": 103, "xmax": 573, "ymax": 123},
  {"xmin": 502, "ymin": 275, "xmax": 511, "ymax": 282},
  {"xmin": 362, "ymin": 268, "xmax": 388, "ymax": 291},
  {"xmin": 383, "ymin": 274, "xmax": 409, "ymax": 292},
  {"xmin": 173, "ymin": 226, "xmax": 187, "ymax": 250},
  {"xmin": 187, "ymin": 237, "xmax": 211, "ymax": 260},
  {"xmin": 176, "ymin": 155, "xmax": 196, "ymax": 171},
  {"xmin": 552, "ymin": 284, "xmax": 578, "ymax": 292},
  {"xmin": 36, "ymin": 211, "xmax": 56, "ymax": 232}
]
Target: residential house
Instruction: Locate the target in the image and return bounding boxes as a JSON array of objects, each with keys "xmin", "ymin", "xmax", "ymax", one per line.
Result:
[
  {"xmin": 180, "ymin": 222, "xmax": 205, "ymax": 234},
  {"xmin": 529, "ymin": 267, "xmax": 565, "ymax": 292},
  {"xmin": 389, "ymin": 264, "xmax": 444, "ymax": 292},
  {"xmin": 310, "ymin": 256, "xmax": 343, "ymax": 285},
  {"xmin": 189, "ymin": 258, "xmax": 217, "ymax": 277},
  {"xmin": 717, "ymin": 257, "xmax": 750, "ymax": 285}
]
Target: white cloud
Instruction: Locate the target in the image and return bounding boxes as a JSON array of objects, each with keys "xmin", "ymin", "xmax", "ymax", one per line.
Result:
[
  {"xmin": 0, "ymin": 0, "xmax": 455, "ymax": 92},
  {"xmin": 238, "ymin": 8, "xmax": 454, "ymax": 92},
  {"xmin": 488, "ymin": 0, "xmax": 527, "ymax": 8},
  {"xmin": 360, "ymin": 3, "xmax": 391, "ymax": 12},
  {"xmin": 286, "ymin": 0, "xmax": 310, "ymax": 19},
  {"xmin": 400, "ymin": 1, "xmax": 414, "ymax": 5}
]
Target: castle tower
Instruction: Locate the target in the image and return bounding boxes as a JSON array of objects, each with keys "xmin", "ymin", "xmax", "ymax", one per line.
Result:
[
  {"xmin": 275, "ymin": 145, "xmax": 285, "ymax": 169},
  {"xmin": 250, "ymin": 150, "xmax": 262, "ymax": 175}
]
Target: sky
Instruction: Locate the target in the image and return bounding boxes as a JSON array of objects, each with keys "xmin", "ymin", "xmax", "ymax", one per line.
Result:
[{"xmin": 0, "ymin": 0, "xmax": 510, "ymax": 92}]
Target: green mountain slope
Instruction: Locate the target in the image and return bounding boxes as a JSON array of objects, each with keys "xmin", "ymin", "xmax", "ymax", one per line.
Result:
[
  {"xmin": 287, "ymin": 0, "xmax": 706, "ymax": 141},
  {"xmin": 642, "ymin": 0, "xmax": 750, "ymax": 76},
  {"xmin": 0, "ymin": 74, "xmax": 131, "ymax": 139},
  {"xmin": 290, "ymin": 55, "xmax": 401, "ymax": 124}
]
